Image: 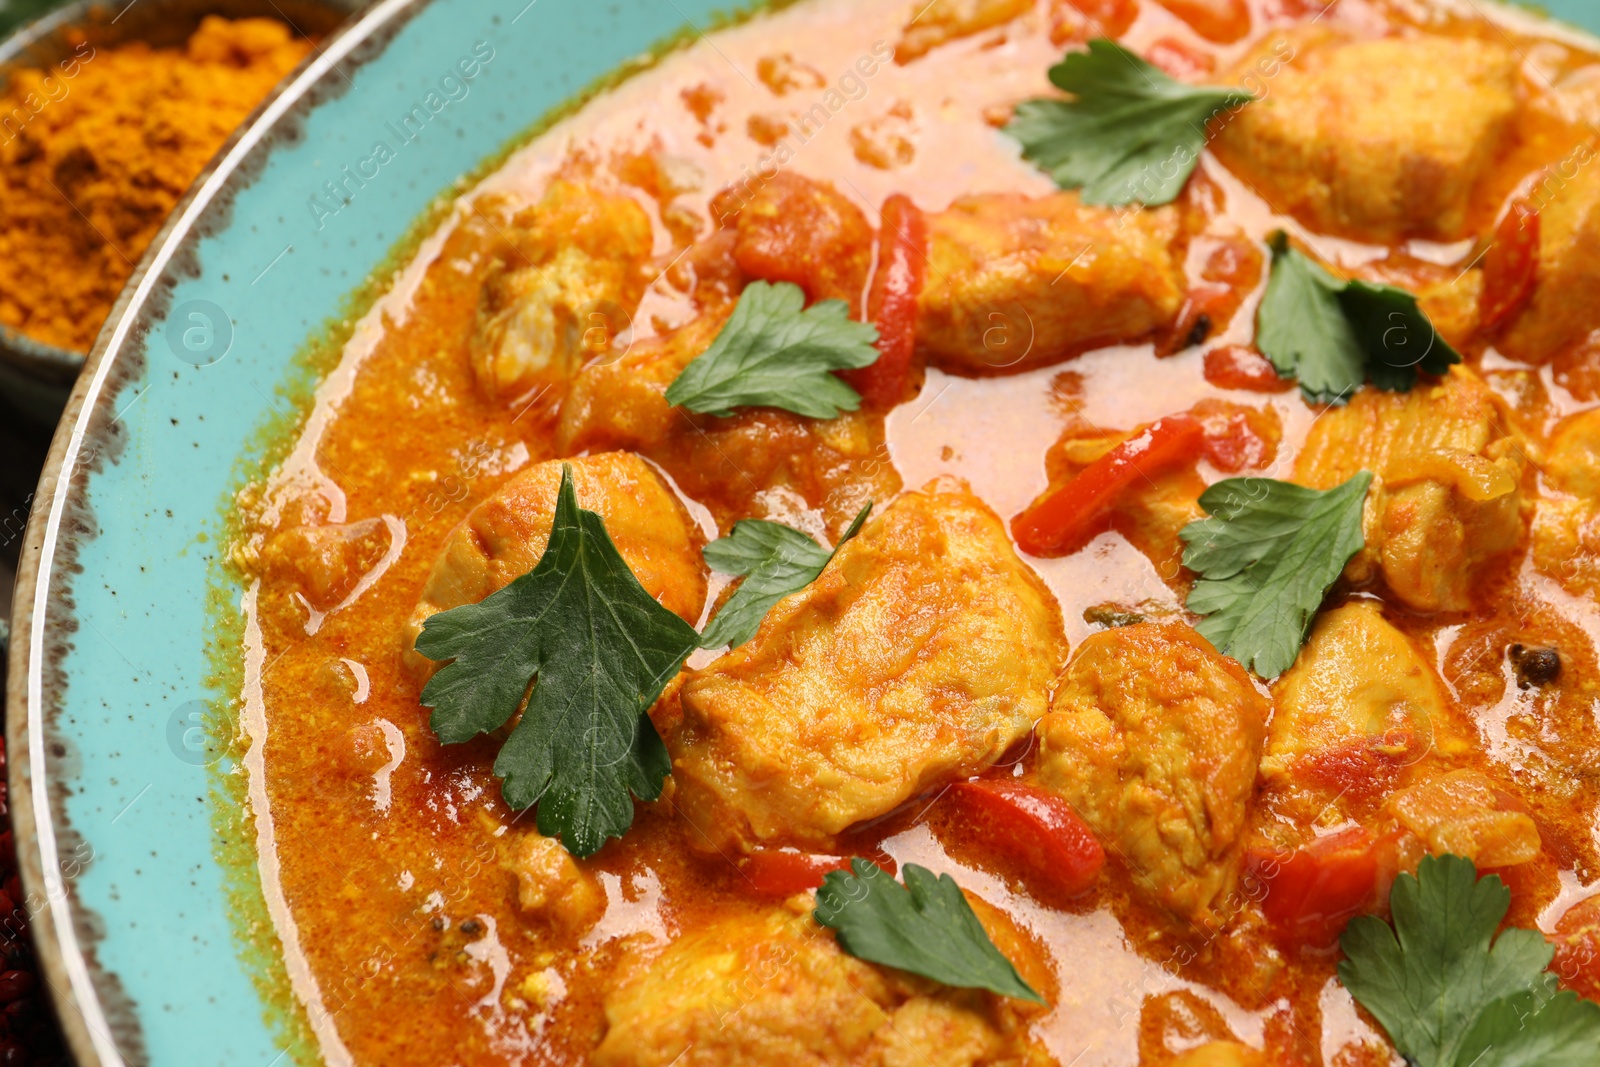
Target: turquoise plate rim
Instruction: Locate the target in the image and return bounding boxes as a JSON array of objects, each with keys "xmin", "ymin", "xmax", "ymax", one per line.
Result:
[
  {"xmin": 6, "ymin": 3, "xmax": 437, "ymax": 1058},
  {"xmin": 8, "ymin": 0, "xmax": 1600, "ymax": 1064}
]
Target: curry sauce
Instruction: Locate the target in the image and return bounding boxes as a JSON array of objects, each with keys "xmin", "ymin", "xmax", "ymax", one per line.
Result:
[{"xmin": 234, "ymin": 0, "xmax": 1600, "ymax": 1063}]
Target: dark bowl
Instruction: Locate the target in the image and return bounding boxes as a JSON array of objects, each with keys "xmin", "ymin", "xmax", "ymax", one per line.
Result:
[{"xmin": 0, "ymin": 0, "xmax": 361, "ymax": 426}]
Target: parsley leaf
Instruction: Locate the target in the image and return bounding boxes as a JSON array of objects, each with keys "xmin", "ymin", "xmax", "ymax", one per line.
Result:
[
  {"xmin": 415, "ymin": 464, "xmax": 700, "ymax": 857},
  {"xmin": 1340, "ymin": 854, "xmax": 1600, "ymax": 1067},
  {"xmin": 664, "ymin": 280, "xmax": 881, "ymax": 419},
  {"xmin": 1258, "ymin": 232, "xmax": 1461, "ymax": 404},
  {"xmin": 815, "ymin": 860, "xmax": 1044, "ymax": 1003},
  {"xmin": 1179, "ymin": 472, "xmax": 1371, "ymax": 678},
  {"xmin": 1004, "ymin": 39, "xmax": 1254, "ymax": 207},
  {"xmin": 699, "ymin": 503, "xmax": 872, "ymax": 651}
]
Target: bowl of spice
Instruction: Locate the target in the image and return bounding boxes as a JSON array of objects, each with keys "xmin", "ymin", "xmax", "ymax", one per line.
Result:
[{"xmin": 0, "ymin": 0, "xmax": 357, "ymax": 424}]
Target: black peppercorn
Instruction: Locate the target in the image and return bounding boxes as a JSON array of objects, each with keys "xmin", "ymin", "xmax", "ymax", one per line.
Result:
[{"xmin": 1509, "ymin": 644, "xmax": 1561, "ymax": 689}]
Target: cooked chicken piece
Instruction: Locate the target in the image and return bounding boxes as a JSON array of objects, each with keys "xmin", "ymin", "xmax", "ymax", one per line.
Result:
[
  {"xmin": 1534, "ymin": 409, "xmax": 1600, "ymax": 597},
  {"xmin": 1498, "ymin": 163, "xmax": 1600, "ymax": 362},
  {"xmin": 1037, "ymin": 622, "xmax": 1268, "ymax": 924},
  {"xmin": 1213, "ymin": 33, "xmax": 1518, "ymax": 242},
  {"xmin": 1531, "ymin": 499, "xmax": 1600, "ymax": 599},
  {"xmin": 670, "ymin": 479, "xmax": 1066, "ymax": 854},
  {"xmin": 1263, "ymin": 602, "xmax": 1472, "ymax": 824},
  {"xmin": 712, "ymin": 171, "xmax": 873, "ymax": 305},
  {"xmin": 1385, "ymin": 769, "xmax": 1541, "ymax": 869},
  {"xmin": 916, "ymin": 191, "xmax": 1184, "ymax": 373},
  {"xmin": 556, "ymin": 313, "xmax": 900, "ymax": 538},
  {"xmin": 403, "ymin": 453, "xmax": 706, "ymax": 676},
  {"xmin": 1547, "ymin": 409, "xmax": 1600, "ymax": 496},
  {"xmin": 501, "ymin": 830, "xmax": 606, "ymax": 935},
  {"xmin": 592, "ymin": 902, "xmax": 1047, "ymax": 1067},
  {"xmin": 894, "ymin": 0, "xmax": 1033, "ymax": 63},
  {"xmin": 1293, "ymin": 369, "xmax": 1527, "ymax": 613},
  {"xmin": 471, "ymin": 180, "xmax": 653, "ymax": 403}
]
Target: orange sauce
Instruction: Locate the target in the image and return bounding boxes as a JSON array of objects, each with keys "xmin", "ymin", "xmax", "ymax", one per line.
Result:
[{"xmin": 233, "ymin": 0, "xmax": 1600, "ymax": 1063}]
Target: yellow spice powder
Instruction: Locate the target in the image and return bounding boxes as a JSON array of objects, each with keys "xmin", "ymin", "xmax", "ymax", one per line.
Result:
[{"xmin": 0, "ymin": 16, "xmax": 313, "ymax": 352}]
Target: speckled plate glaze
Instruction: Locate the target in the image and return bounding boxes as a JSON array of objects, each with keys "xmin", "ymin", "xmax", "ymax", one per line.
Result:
[{"xmin": 7, "ymin": 0, "xmax": 1600, "ymax": 1065}]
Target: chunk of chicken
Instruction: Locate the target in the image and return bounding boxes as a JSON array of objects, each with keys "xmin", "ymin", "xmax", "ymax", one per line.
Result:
[
  {"xmin": 1498, "ymin": 160, "xmax": 1600, "ymax": 362},
  {"xmin": 1547, "ymin": 409, "xmax": 1600, "ymax": 496},
  {"xmin": 592, "ymin": 903, "xmax": 1047, "ymax": 1067},
  {"xmin": 1534, "ymin": 409, "xmax": 1600, "ymax": 597},
  {"xmin": 1037, "ymin": 622, "xmax": 1268, "ymax": 924},
  {"xmin": 711, "ymin": 172, "xmax": 872, "ymax": 306},
  {"xmin": 1385, "ymin": 769, "xmax": 1541, "ymax": 869},
  {"xmin": 916, "ymin": 191, "xmax": 1184, "ymax": 373},
  {"xmin": 1293, "ymin": 369, "xmax": 1527, "ymax": 613},
  {"xmin": 403, "ymin": 453, "xmax": 706, "ymax": 676},
  {"xmin": 1213, "ymin": 33, "xmax": 1518, "ymax": 242},
  {"xmin": 894, "ymin": 0, "xmax": 1033, "ymax": 63},
  {"xmin": 471, "ymin": 180, "xmax": 653, "ymax": 403},
  {"xmin": 500, "ymin": 830, "xmax": 606, "ymax": 935},
  {"xmin": 670, "ymin": 479, "xmax": 1066, "ymax": 854},
  {"xmin": 1263, "ymin": 602, "xmax": 1472, "ymax": 825},
  {"xmin": 556, "ymin": 313, "xmax": 901, "ymax": 538}
]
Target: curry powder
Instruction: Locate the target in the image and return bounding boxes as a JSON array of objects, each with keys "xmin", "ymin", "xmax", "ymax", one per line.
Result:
[{"xmin": 0, "ymin": 17, "xmax": 313, "ymax": 353}]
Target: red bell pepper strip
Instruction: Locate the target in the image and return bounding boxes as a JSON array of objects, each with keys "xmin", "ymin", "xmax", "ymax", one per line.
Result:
[
  {"xmin": 1011, "ymin": 414, "xmax": 1206, "ymax": 557},
  {"xmin": 1480, "ymin": 199, "xmax": 1540, "ymax": 332},
  {"xmin": 944, "ymin": 779, "xmax": 1104, "ymax": 899},
  {"xmin": 842, "ymin": 194, "xmax": 928, "ymax": 410},
  {"xmin": 739, "ymin": 848, "xmax": 897, "ymax": 898}
]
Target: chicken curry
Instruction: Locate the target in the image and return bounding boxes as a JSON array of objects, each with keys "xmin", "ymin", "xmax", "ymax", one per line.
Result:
[{"xmin": 234, "ymin": 0, "xmax": 1600, "ymax": 1063}]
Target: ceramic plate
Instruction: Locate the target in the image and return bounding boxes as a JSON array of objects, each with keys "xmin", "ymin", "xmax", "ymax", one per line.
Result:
[{"xmin": 9, "ymin": 0, "xmax": 1600, "ymax": 1064}]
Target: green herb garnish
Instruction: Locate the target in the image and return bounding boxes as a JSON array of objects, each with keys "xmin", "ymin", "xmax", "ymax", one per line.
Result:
[
  {"xmin": 699, "ymin": 504, "xmax": 872, "ymax": 651},
  {"xmin": 1004, "ymin": 39, "xmax": 1254, "ymax": 207},
  {"xmin": 1179, "ymin": 472, "xmax": 1371, "ymax": 678},
  {"xmin": 1341, "ymin": 854, "xmax": 1600, "ymax": 1067},
  {"xmin": 814, "ymin": 859, "xmax": 1043, "ymax": 1003},
  {"xmin": 415, "ymin": 465, "xmax": 699, "ymax": 857},
  {"xmin": 664, "ymin": 280, "xmax": 881, "ymax": 419},
  {"xmin": 1258, "ymin": 232, "xmax": 1460, "ymax": 404}
]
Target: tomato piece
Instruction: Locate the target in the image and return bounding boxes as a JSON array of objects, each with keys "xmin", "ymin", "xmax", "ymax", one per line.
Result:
[
  {"xmin": 1200, "ymin": 236, "xmax": 1264, "ymax": 289},
  {"xmin": 712, "ymin": 171, "xmax": 874, "ymax": 306},
  {"xmin": 1151, "ymin": 0, "xmax": 1250, "ymax": 42},
  {"xmin": 1551, "ymin": 895, "xmax": 1600, "ymax": 1002},
  {"xmin": 1012, "ymin": 414, "xmax": 1206, "ymax": 556},
  {"xmin": 1249, "ymin": 828, "xmax": 1394, "ymax": 949},
  {"xmin": 1203, "ymin": 345, "xmax": 1293, "ymax": 393},
  {"xmin": 1157, "ymin": 238, "xmax": 1263, "ymax": 356},
  {"xmin": 1145, "ymin": 36, "xmax": 1215, "ymax": 79},
  {"xmin": 1480, "ymin": 200, "xmax": 1540, "ymax": 333},
  {"xmin": 1193, "ymin": 402, "xmax": 1276, "ymax": 472},
  {"xmin": 944, "ymin": 779, "xmax": 1105, "ymax": 898},
  {"xmin": 739, "ymin": 849, "xmax": 897, "ymax": 897},
  {"xmin": 841, "ymin": 194, "xmax": 929, "ymax": 409}
]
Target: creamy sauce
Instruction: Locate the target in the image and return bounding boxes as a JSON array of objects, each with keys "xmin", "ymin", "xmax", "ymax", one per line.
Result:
[{"xmin": 232, "ymin": 0, "xmax": 1600, "ymax": 1063}]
